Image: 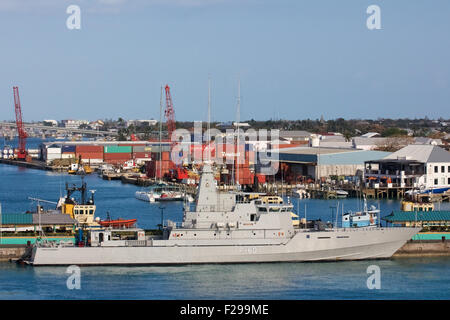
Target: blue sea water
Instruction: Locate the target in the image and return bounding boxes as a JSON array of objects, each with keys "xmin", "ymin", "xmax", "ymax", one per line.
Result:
[{"xmin": 1, "ymin": 146, "xmax": 450, "ymax": 299}]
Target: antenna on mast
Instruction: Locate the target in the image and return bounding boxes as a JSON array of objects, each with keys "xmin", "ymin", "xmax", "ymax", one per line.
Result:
[
  {"xmin": 235, "ymin": 76, "xmax": 241, "ymax": 189},
  {"xmin": 207, "ymin": 76, "xmax": 211, "ymax": 163}
]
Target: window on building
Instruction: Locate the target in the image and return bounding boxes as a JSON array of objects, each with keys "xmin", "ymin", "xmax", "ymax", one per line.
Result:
[
  {"xmin": 442, "ymin": 166, "xmax": 445, "ymax": 173},
  {"xmin": 434, "ymin": 179, "xmax": 438, "ymax": 185},
  {"xmin": 448, "ymin": 177, "xmax": 450, "ymax": 185},
  {"xmin": 434, "ymin": 166, "xmax": 438, "ymax": 173}
]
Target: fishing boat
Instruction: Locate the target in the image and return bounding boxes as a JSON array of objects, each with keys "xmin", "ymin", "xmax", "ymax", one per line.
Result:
[{"xmin": 342, "ymin": 196, "xmax": 380, "ymax": 228}]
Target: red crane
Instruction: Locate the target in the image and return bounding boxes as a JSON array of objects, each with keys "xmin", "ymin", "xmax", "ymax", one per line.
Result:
[
  {"xmin": 164, "ymin": 84, "xmax": 176, "ymax": 141},
  {"xmin": 13, "ymin": 86, "xmax": 28, "ymax": 160}
]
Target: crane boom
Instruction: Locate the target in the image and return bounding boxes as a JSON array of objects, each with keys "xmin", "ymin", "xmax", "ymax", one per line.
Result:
[
  {"xmin": 13, "ymin": 86, "xmax": 27, "ymax": 160},
  {"xmin": 164, "ymin": 84, "xmax": 176, "ymax": 141}
]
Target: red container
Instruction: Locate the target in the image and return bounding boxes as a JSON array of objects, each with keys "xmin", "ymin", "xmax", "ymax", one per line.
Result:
[
  {"xmin": 133, "ymin": 152, "xmax": 151, "ymax": 158},
  {"xmin": 105, "ymin": 159, "xmax": 129, "ymax": 165},
  {"xmin": 104, "ymin": 153, "xmax": 131, "ymax": 160},
  {"xmin": 76, "ymin": 152, "xmax": 104, "ymax": 159},
  {"xmin": 76, "ymin": 145, "xmax": 104, "ymax": 153},
  {"xmin": 162, "ymin": 151, "xmax": 170, "ymax": 161}
]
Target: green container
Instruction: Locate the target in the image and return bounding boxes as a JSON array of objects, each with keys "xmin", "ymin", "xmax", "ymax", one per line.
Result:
[{"xmin": 104, "ymin": 146, "xmax": 132, "ymax": 153}]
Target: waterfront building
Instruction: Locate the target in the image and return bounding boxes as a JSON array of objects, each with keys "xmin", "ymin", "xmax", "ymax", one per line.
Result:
[
  {"xmin": 276, "ymin": 147, "xmax": 390, "ymax": 182},
  {"xmin": 364, "ymin": 145, "xmax": 450, "ymax": 189},
  {"xmin": 126, "ymin": 119, "xmax": 158, "ymax": 127},
  {"xmin": 60, "ymin": 119, "xmax": 90, "ymax": 129}
]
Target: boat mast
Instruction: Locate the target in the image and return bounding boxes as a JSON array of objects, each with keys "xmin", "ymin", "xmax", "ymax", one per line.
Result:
[
  {"xmin": 158, "ymin": 85, "xmax": 163, "ymax": 182},
  {"xmin": 207, "ymin": 76, "xmax": 211, "ymax": 163},
  {"xmin": 236, "ymin": 77, "xmax": 241, "ymax": 189}
]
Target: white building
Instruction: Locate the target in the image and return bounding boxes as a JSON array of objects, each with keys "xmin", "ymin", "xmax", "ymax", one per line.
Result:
[
  {"xmin": 127, "ymin": 120, "xmax": 158, "ymax": 127},
  {"xmin": 364, "ymin": 145, "xmax": 450, "ymax": 190},
  {"xmin": 61, "ymin": 120, "xmax": 90, "ymax": 129}
]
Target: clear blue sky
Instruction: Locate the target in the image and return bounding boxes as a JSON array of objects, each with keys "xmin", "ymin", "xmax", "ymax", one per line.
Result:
[{"xmin": 0, "ymin": 0, "xmax": 449, "ymax": 122}]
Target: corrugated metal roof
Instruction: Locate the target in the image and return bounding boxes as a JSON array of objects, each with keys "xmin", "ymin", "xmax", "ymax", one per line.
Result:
[
  {"xmin": 319, "ymin": 150, "xmax": 391, "ymax": 165},
  {"xmin": 32, "ymin": 214, "xmax": 76, "ymax": 225},
  {"xmin": 383, "ymin": 145, "xmax": 450, "ymax": 163},
  {"xmin": 1, "ymin": 214, "xmax": 34, "ymax": 225},
  {"xmin": 1, "ymin": 213, "xmax": 76, "ymax": 225},
  {"xmin": 384, "ymin": 211, "xmax": 450, "ymax": 222}
]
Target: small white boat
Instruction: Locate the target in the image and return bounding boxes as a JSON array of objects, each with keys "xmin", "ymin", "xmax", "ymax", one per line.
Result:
[
  {"xmin": 336, "ymin": 190, "xmax": 348, "ymax": 198},
  {"xmin": 135, "ymin": 184, "xmax": 193, "ymax": 203}
]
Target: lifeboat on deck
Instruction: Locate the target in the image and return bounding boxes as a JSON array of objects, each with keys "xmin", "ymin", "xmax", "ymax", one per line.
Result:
[{"xmin": 98, "ymin": 218, "xmax": 137, "ymax": 228}]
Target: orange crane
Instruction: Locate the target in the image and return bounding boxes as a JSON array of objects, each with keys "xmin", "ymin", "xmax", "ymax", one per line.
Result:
[{"xmin": 13, "ymin": 86, "xmax": 28, "ymax": 160}]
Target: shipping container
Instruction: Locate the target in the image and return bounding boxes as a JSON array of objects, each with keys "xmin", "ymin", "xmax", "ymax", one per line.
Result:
[
  {"xmin": 104, "ymin": 159, "xmax": 128, "ymax": 165},
  {"xmin": 132, "ymin": 146, "xmax": 152, "ymax": 153},
  {"xmin": 62, "ymin": 145, "xmax": 76, "ymax": 153},
  {"xmin": 61, "ymin": 153, "xmax": 76, "ymax": 159},
  {"xmin": 104, "ymin": 146, "xmax": 132, "ymax": 154},
  {"xmin": 104, "ymin": 152, "xmax": 132, "ymax": 160},
  {"xmin": 132, "ymin": 152, "xmax": 151, "ymax": 159},
  {"xmin": 161, "ymin": 151, "xmax": 170, "ymax": 161},
  {"xmin": 47, "ymin": 147, "xmax": 61, "ymax": 154},
  {"xmin": 76, "ymin": 145, "xmax": 104, "ymax": 153},
  {"xmin": 150, "ymin": 145, "xmax": 171, "ymax": 153},
  {"xmin": 76, "ymin": 152, "xmax": 104, "ymax": 160},
  {"xmin": 81, "ymin": 159, "xmax": 103, "ymax": 164}
]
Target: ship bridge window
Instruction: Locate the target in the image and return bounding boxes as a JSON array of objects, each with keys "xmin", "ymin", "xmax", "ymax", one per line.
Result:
[
  {"xmin": 269, "ymin": 207, "xmax": 280, "ymax": 212},
  {"xmin": 258, "ymin": 207, "xmax": 268, "ymax": 213},
  {"xmin": 89, "ymin": 210, "xmax": 94, "ymax": 215},
  {"xmin": 280, "ymin": 208, "xmax": 287, "ymax": 212}
]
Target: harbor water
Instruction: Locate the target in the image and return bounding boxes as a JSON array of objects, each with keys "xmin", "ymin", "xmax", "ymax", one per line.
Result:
[{"xmin": 1, "ymin": 159, "xmax": 450, "ymax": 299}]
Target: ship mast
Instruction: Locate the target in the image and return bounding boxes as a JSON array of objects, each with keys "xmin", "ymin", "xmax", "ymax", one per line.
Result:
[
  {"xmin": 236, "ymin": 77, "xmax": 241, "ymax": 189},
  {"xmin": 207, "ymin": 76, "xmax": 211, "ymax": 163}
]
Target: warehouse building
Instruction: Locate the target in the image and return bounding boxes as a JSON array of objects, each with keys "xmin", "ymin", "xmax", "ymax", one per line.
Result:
[{"xmin": 275, "ymin": 147, "xmax": 390, "ymax": 183}]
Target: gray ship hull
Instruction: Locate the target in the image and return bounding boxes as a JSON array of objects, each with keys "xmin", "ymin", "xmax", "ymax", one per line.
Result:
[{"xmin": 30, "ymin": 227, "xmax": 419, "ymax": 266}]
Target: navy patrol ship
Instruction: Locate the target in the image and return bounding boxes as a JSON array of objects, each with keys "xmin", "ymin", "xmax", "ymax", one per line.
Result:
[{"xmin": 26, "ymin": 164, "xmax": 419, "ymax": 265}]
